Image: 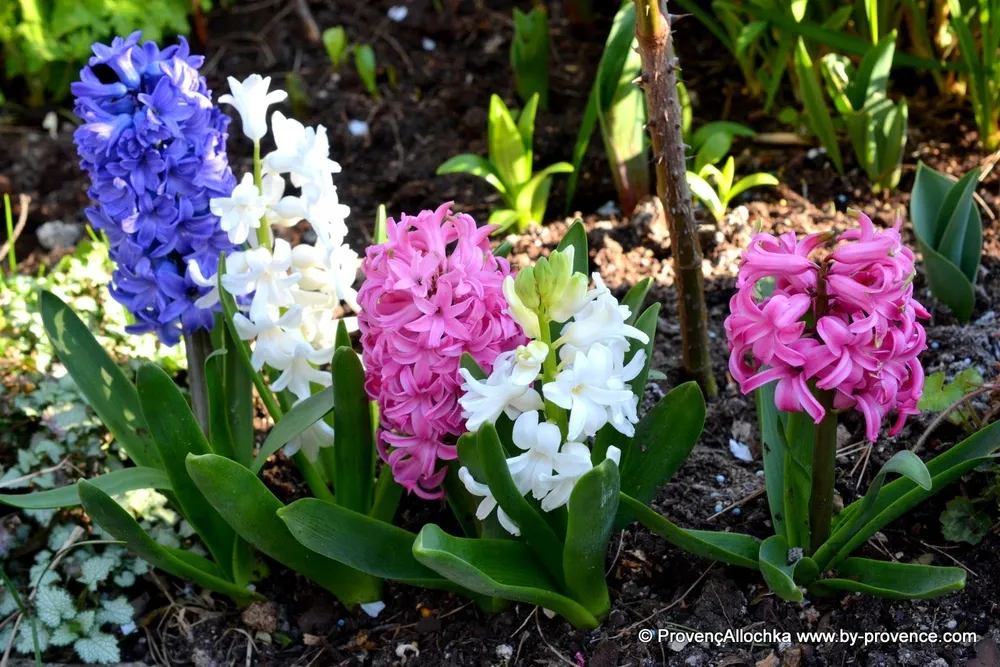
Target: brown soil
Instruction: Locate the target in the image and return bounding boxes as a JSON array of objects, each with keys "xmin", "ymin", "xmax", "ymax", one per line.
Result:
[{"xmin": 3, "ymin": 1, "xmax": 1000, "ymax": 666}]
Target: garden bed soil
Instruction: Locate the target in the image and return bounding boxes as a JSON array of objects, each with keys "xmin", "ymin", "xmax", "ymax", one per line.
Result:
[{"xmin": 3, "ymin": 0, "xmax": 1000, "ymax": 665}]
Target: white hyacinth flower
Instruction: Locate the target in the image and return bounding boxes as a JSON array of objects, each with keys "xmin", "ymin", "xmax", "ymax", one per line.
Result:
[
  {"xmin": 556, "ymin": 291, "xmax": 649, "ymax": 365},
  {"xmin": 232, "ymin": 307, "xmax": 303, "ymax": 370},
  {"xmin": 506, "ymin": 411, "xmax": 559, "ymax": 499},
  {"xmin": 221, "ymin": 239, "xmax": 301, "ymax": 324},
  {"xmin": 542, "ymin": 343, "xmax": 645, "ymax": 440},
  {"xmin": 291, "ymin": 242, "xmax": 361, "ymax": 311},
  {"xmin": 269, "ymin": 338, "xmax": 333, "ymax": 401},
  {"xmin": 459, "ymin": 352, "xmax": 544, "ymax": 431},
  {"xmin": 264, "ymin": 112, "xmax": 343, "ymax": 187},
  {"xmin": 537, "ymin": 444, "xmax": 621, "ymax": 512},
  {"xmin": 210, "ymin": 172, "xmax": 267, "ymax": 245},
  {"xmin": 187, "ymin": 260, "xmax": 220, "ymax": 309},
  {"xmin": 218, "ymin": 74, "xmax": 288, "ymax": 142},
  {"xmin": 285, "ymin": 418, "xmax": 334, "ymax": 461},
  {"xmin": 510, "ymin": 341, "xmax": 548, "ymax": 386},
  {"xmin": 458, "ymin": 467, "xmax": 520, "ymax": 536}
]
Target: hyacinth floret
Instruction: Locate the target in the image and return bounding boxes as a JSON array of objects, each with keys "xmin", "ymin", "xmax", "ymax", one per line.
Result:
[
  {"xmin": 725, "ymin": 213, "xmax": 929, "ymax": 441},
  {"xmin": 358, "ymin": 203, "xmax": 525, "ymax": 499},
  {"xmin": 72, "ymin": 31, "xmax": 238, "ymax": 345}
]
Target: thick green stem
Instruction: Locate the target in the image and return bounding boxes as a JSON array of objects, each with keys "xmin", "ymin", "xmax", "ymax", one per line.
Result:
[
  {"xmin": 537, "ymin": 316, "xmax": 568, "ymax": 435},
  {"xmin": 183, "ymin": 329, "xmax": 213, "ymax": 436},
  {"xmin": 252, "ymin": 141, "xmax": 273, "ymax": 249},
  {"xmin": 633, "ymin": 0, "xmax": 717, "ymax": 398},
  {"xmin": 809, "ymin": 391, "xmax": 838, "ymax": 553}
]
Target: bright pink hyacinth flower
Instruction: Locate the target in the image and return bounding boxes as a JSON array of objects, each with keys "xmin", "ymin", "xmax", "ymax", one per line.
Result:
[
  {"xmin": 725, "ymin": 213, "xmax": 929, "ymax": 441},
  {"xmin": 358, "ymin": 202, "xmax": 524, "ymax": 498}
]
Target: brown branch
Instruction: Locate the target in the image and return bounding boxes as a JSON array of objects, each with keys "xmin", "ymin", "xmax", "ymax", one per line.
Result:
[
  {"xmin": 0, "ymin": 194, "xmax": 30, "ymax": 268},
  {"xmin": 633, "ymin": 0, "xmax": 717, "ymax": 397}
]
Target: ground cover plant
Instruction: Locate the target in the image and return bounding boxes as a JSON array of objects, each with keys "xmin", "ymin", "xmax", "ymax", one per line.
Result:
[{"xmin": 2, "ymin": 1, "xmax": 1000, "ymax": 665}]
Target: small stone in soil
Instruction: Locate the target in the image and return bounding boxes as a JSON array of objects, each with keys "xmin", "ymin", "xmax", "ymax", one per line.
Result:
[
  {"xmin": 387, "ymin": 5, "xmax": 408, "ymax": 21},
  {"xmin": 714, "ymin": 504, "xmax": 723, "ymax": 513},
  {"xmin": 37, "ymin": 220, "xmax": 83, "ymax": 250},
  {"xmin": 732, "ymin": 507, "xmax": 741, "ymax": 516},
  {"xmin": 422, "ymin": 38, "xmax": 436, "ymax": 51},
  {"xmin": 716, "ymin": 474, "xmax": 725, "ymax": 483},
  {"xmin": 729, "ymin": 438, "xmax": 753, "ymax": 462},
  {"xmin": 348, "ymin": 119, "xmax": 370, "ymax": 137}
]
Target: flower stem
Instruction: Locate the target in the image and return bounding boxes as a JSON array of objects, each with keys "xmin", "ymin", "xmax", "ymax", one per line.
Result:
[
  {"xmin": 252, "ymin": 141, "xmax": 273, "ymax": 249},
  {"xmin": 537, "ymin": 315, "xmax": 568, "ymax": 435},
  {"xmin": 809, "ymin": 389, "xmax": 838, "ymax": 553},
  {"xmin": 633, "ymin": 0, "xmax": 717, "ymax": 398},
  {"xmin": 183, "ymin": 329, "xmax": 213, "ymax": 436}
]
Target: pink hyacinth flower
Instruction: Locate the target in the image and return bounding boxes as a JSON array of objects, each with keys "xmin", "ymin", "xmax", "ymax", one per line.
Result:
[
  {"xmin": 358, "ymin": 203, "xmax": 524, "ymax": 498},
  {"xmin": 725, "ymin": 213, "xmax": 928, "ymax": 441}
]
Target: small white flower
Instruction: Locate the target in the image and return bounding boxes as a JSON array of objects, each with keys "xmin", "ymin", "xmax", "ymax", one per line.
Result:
[
  {"xmin": 536, "ymin": 443, "xmax": 621, "ymax": 512},
  {"xmin": 210, "ymin": 173, "xmax": 268, "ymax": 245},
  {"xmin": 187, "ymin": 260, "xmax": 220, "ymax": 309},
  {"xmin": 502, "ymin": 275, "xmax": 541, "ymax": 339},
  {"xmin": 285, "ymin": 417, "xmax": 333, "ymax": 461},
  {"xmin": 459, "ymin": 352, "xmax": 544, "ymax": 431},
  {"xmin": 506, "ymin": 411, "xmax": 559, "ymax": 499},
  {"xmin": 269, "ymin": 338, "xmax": 333, "ymax": 401},
  {"xmin": 218, "ymin": 74, "xmax": 288, "ymax": 142},
  {"xmin": 510, "ymin": 341, "xmax": 548, "ymax": 385},
  {"xmin": 556, "ymin": 290, "xmax": 648, "ymax": 364},
  {"xmin": 233, "ymin": 307, "xmax": 304, "ymax": 370},
  {"xmin": 222, "ymin": 240, "xmax": 301, "ymax": 323},
  {"xmin": 291, "ymin": 242, "xmax": 360, "ymax": 311},
  {"xmin": 458, "ymin": 467, "xmax": 520, "ymax": 535},
  {"xmin": 264, "ymin": 112, "xmax": 342, "ymax": 187},
  {"xmin": 543, "ymin": 344, "xmax": 644, "ymax": 440},
  {"xmin": 298, "ymin": 180, "xmax": 352, "ymax": 244}
]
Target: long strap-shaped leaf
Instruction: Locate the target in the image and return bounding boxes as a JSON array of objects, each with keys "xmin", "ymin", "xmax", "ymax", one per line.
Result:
[
  {"xmin": 333, "ymin": 348, "xmax": 374, "ymax": 514},
  {"xmin": 758, "ymin": 535, "xmax": 803, "ymax": 602},
  {"xmin": 185, "ymin": 453, "xmax": 380, "ymax": 607},
  {"xmin": 251, "ymin": 387, "xmax": 333, "ymax": 474},
  {"xmin": 278, "ymin": 498, "xmax": 455, "ymax": 589},
  {"xmin": 40, "ymin": 291, "xmax": 161, "ymax": 470},
  {"xmin": 809, "ymin": 557, "xmax": 966, "ymax": 599},
  {"xmin": 827, "ymin": 420, "xmax": 1000, "ymax": 569},
  {"xmin": 0, "ymin": 467, "xmax": 170, "ymax": 509},
  {"xmin": 619, "ymin": 381, "xmax": 704, "ymax": 505},
  {"xmin": 413, "ymin": 524, "xmax": 599, "ymax": 629},
  {"xmin": 563, "ymin": 461, "xmax": 619, "ymax": 619},
  {"xmin": 77, "ymin": 480, "xmax": 260, "ymax": 604},
  {"xmin": 756, "ymin": 383, "xmax": 787, "ymax": 539},
  {"xmin": 619, "ymin": 494, "xmax": 760, "ymax": 569},
  {"xmin": 136, "ymin": 364, "xmax": 237, "ymax": 576},
  {"xmin": 478, "ymin": 424, "xmax": 566, "ymax": 587},
  {"xmin": 812, "ymin": 451, "xmax": 930, "ymax": 571}
]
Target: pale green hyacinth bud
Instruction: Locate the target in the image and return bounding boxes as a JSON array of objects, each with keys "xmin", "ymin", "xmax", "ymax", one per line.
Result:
[{"xmin": 503, "ymin": 274, "xmax": 541, "ymax": 339}]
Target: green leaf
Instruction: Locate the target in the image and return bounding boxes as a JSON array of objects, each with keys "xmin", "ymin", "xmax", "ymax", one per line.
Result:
[
  {"xmin": 333, "ymin": 347, "xmax": 375, "ymax": 514},
  {"xmin": 936, "ymin": 169, "xmax": 980, "ymax": 266},
  {"xmin": 687, "ymin": 171, "xmax": 724, "ymax": 221},
  {"xmin": 511, "ymin": 8, "xmax": 549, "ymax": 110},
  {"xmin": 354, "ymin": 44, "xmax": 378, "ymax": 97},
  {"xmin": 556, "ymin": 220, "xmax": 589, "ymax": 275},
  {"xmin": 40, "ymin": 291, "xmax": 160, "ymax": 470},
  {"xmin": 782, "ymin": 411, "xmax": 815, "ymax": 550},
  {"xmin": 251, "ymin": 387, "xmax": 333, "ymax": 474},
  {"xmin": 813, "ymin": 450, "xmax": 931, "ymax": 571},
  {"xmin": 460, "ymin": 352, "xmax": 488, "ymax": 380},
  {"xmin": 413, "ymin": 524, "xmax": 599, "ymax": 628},
  {"xmin": 0, "ymin": 468, "xmax": 170, "ymax": 510},
  {"xmin": 487, "ymin": 208, "xmax": 521, "ymax": 235},
  {"xmin": 563, "ymin": 460, "xmax": 619, "ymax": 618},
  {"xmin": 488, "ymin": 94, "xmax": 530, "ymax": 189},
  {"xmin": 515, "ymin": 162, "xmax": 574, "ymax": 221},
  {"xmin": 828, "ymin": 420, "xmax": 1000, "ymax": 569},
  {"xmin": 77, "ymin": 480, "xmax": 260, "ymax": 604},
  {"xmin": 918, "ymin": 368, "xmax": 984, "ymax": 413},
  {"xmin": 278, "ymin": 499, "xmax": 455, "ymax": 588},
  {"xmin": 136, "ymin": 364, "xmax": 236, "ymax": 573},
  {"xmin": 914, "ymin": 238, "xmax": 977, "ymax": 322},
  {"xmin": 322, "ymin": 26, "xmax": 348, "ymax": 69},
  {"xmin": 726, "ymin": 173, "xmax": 779, "ymax": 204},
  {"xmin": 758, "ymin": 535, "xmax": 803, "ymax": 602},
  {"xmin": 335, "ymin": 318, "xmax": 351, "ymax": 351},
  {"xmin": 516, "ymin": 92, "xmax": 540, "ymax": 154},
  {"xmin": 794, "ymin": 38, "xmax": 843, "ymax": 174},
  {"xmin": 205, "ymin": 350, "xmax": 236, "ymax": 460},
  {"xmin": 374, "ymin": 204, "xmax": 388, "ymax": 243},
  {"xmin": 620, "ymin": 278, "xmax": 652, "ymax": 325},
  {"xmin": 619, "ymin": 382, "xmax": 705, "ymax": 505},
  {"xmin": 809, "ymin": 558, "xmax": 966, "ymax": 599},
  {"xmin": 185, "ymin": 454, "xmax": 381, "ymax": 606},
  {"xmin": 478, "ymin": 424, "xmax": 565, "ymax": 586},
  {"xmin": 848, "ymin": 30, "xmax": 896, "ymax": 110},
  {"xmin": 436, "ymin": 154, "xmax": 507, "ymax": 195},
  {"xmin": 222, "ymin": 322, "xmax": 254, "ymax": 467},
  {"xmin": 599, "ymin": 34, "xmax": 649, "ymax": 212},
  {"xmin": 940, "ymin": 497, "xmax": 991, "ymax": 545},
  {"xmin": 756, "ymin": 383, "xmax": 787, "ymax": 539},
  {"xmin": 620, "ymin": 494, "xmax": 760, "ymax": 569}
]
